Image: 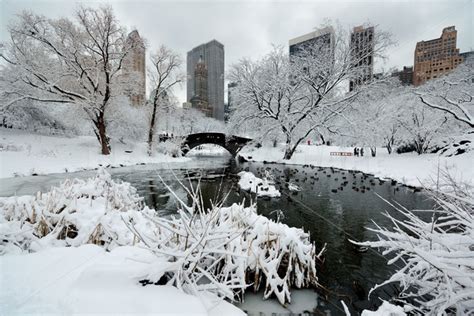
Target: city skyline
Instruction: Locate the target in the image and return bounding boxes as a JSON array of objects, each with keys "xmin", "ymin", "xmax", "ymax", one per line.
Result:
[{"xmin": 1, "ymin": 0, "xmax": 472, "ymax": 104}]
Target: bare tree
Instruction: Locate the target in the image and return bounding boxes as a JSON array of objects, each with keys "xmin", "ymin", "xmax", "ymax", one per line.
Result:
[
  {"xmin": 347, "ymin": 78, "xmax": 405, "ymax": 155},
  {"xmin": 398, "ymin": 100, "xmax": 450, "ymax": 154},
  {"xmin": 417, "ymin": 58, "xmax": 474, "ymax": 129},
  {"xmin": 229, "ymin": 23, "xmax": 394, "ymax": 160},
  {"xmin": 0, "ymin": 6, "xmax": 134, "ymax": 155},
  {"xmin": 147, "ymin": 46, "xmax": 183, "ymax": 155}
]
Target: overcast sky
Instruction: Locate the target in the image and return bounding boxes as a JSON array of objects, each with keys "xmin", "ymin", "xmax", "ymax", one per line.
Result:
[{"xmin": 1, "ymin": 0, "xmax": 472, "ymax": 103}]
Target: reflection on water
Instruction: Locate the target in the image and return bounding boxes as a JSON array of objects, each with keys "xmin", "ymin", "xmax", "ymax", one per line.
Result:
[{"xmin": 0, "ymin": 155, "xmax": 434, "ymax": 315}]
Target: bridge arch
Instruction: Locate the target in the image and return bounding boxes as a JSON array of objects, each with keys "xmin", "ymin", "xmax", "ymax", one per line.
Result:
[
  {"xmin": 159, "ymin": 133, "xmax": 252, "ymax": 157},
  {"xmin": 181, "ymin": 133, "xmax": 252, "ymax": 157}
]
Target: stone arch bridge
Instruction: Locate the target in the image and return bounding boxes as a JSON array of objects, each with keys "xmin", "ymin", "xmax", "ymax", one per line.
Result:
[{"xmin": 159, "ymin": 132, "xmax": 252, "ymax": 157}]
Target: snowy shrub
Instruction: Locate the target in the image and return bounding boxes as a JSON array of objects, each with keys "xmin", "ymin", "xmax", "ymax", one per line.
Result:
[
  {"xmin": 0, "ymin": 170, "xmax": 323, "ymax": 306},
  {"xmin": 0, "ymin": 102, "xmax": 87, "ymax": 136},
  {"xmin": 129, "ymin": 180, "xmax": 323, "ymax": 305},
  {"xmin": 0, "ymin": 169, "xmax": 155, "ymax": 253},
  {"xmin": 155, "ymin": 137, "xmax": 185, "ymax": 157},
  {"xmin": 354, "ymin": 181, "xmax": 474, "ymax": 314},
  {"xmin": 436, "ymin": 131, "xmax": 474, "ymax": 157},
  {"xmin": 0, "ymin": 142, "xmax": 29, "ymax": 152}
]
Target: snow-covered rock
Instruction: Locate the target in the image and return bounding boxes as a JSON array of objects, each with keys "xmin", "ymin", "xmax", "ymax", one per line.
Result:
[
  {"xmin": 361, "ymin": 301, "xmax": 407, "ymax": 316},
  {"xmin": 238, "ymin": 171, "xmax": 281, "ymax": 198}
]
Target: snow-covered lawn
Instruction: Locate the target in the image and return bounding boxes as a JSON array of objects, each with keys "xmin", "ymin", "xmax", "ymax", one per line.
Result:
[
  {"xmin": 0, "ymin": 128, "xmax": 189, "ymax": 178},
  {"xmin": 239, "ymin": 144, "xmax": 474, "ymax": 188},
  {"xmin": 0, "ymin": 245, "xmax": 244, "ymax": 316}
]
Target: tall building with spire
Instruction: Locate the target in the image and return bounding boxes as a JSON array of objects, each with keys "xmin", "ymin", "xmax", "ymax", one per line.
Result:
[
  {"xmin": 187, "ymin": 40, "xmax": 225, "ymax": 120},
  {"xmin": 122, "ymin": 30, "xmax": 146, "ymax": 106},
  {"xmin": 190, "ymin": 56, "xmax": 213, "ymax": 117},
  {"xmin": 413, "ymin": 26, "xmax": 463, "ymax": 86}
]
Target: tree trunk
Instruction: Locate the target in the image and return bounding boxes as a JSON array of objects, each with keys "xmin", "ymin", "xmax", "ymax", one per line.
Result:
[
  {"xmin": 283, "ymin": 136, "xmax": 298, "ymax": 160},
  {"xmin": 370, "ymin": 147, "xmax": 376, "ymax": 157},
  {"xmin": 148, "ymin": 103, "xmax": 158, "ymax": 156},
  {"xmin": 95, "ymin": 112, "xmax": 110, "ymax": 155},
  {"xmin": 283, "ymin": 135, "xmax": 291, "ymax": 160},
  {"xmin": 386, "ymin": 137, "xmax": 394, "ymax": 154}
]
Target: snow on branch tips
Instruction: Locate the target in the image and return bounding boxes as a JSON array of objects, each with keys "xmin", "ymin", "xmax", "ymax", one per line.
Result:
[{"xmin": 353, "ymin": 176, "xmax": 474, "ymax": 314}]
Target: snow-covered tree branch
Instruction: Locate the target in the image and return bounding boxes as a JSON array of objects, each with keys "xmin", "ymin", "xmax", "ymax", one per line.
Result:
[
  {"xmin": 0, "ymin": 6, "xmax": 136, "ymax": 154},
  {"xmin": 417, "ymin": 57, "xmax": 474, "ymax": 129},
  {"xmin": 354, "ymin": 176, "xmax": 474, "ymax": 314},
  {"xmin": 229, "ymin": 23, "xmax": 394, "ymax": 159}
]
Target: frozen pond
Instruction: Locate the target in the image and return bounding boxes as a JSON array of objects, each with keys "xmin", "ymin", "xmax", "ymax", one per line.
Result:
[{"xmin": 0, "ymin": 154, "xmax": 434, "ymax": 315}]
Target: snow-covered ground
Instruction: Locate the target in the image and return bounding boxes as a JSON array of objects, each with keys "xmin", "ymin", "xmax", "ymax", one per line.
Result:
[
  {"xmin": 239, "ymin": 144, "xmax": 474, "ymax": 188},
  {"xmin": 0, "ymin": 128, "xmax": 189, "ymax": 178},
  {"xmin": 0, "ymin": 245, "xmax": 244, "ymax": 316}
]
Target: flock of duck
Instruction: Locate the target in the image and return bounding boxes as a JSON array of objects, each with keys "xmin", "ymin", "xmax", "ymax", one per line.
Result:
[{"xmin": 247, "ymin": 163, "xmax": 422, "ymax": 198}]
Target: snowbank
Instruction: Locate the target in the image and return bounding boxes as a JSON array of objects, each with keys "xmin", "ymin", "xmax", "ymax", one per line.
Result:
[
  {"xmin": 0, "ymin": 128, "xmax": 189, "ymax": 178},
  {"xmin": 361, "ymin": 301, "xmax": 407, "ymax": 316},
  {"xmin": 238, "ymin": 171, "xmax": 281, "ymax": 198},
  {"xmin": 0, "ymin": 245, "xmax": 244, "ymax": 316},
  {"xmin": 239, "ymin": 144, "xmax": 474, "ymax": 188}
]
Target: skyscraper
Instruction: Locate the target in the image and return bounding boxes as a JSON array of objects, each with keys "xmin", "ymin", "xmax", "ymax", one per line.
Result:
[
  {"xmin": 289, "ymin": 26, "xmax": 335, "ymax": 59},
  {"xmin": 288, "ymin": 27, "xmax": 335, "ymax": 87},
  {"xmin": 122, "ymin": 30, "xmax": 146, "ymax": 106},
  {"xmin": 190, "ymin": 56, "xmax": 213, "ymax": 117},
  {"xmin": 349, "ymin": 25, "xmax": 375, "ymax": 91},
  {"xmin": 413, "ymin": 26, "xmax": 463, "ymax": 86},
  {"xmin": 187, "ymin": 40, "xmax": 225, "ymax": 121}
]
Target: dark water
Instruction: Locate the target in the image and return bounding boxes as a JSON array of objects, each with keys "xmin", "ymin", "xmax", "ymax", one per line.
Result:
[
  {"xmin": 109, "ymin": 156, "xmax": 434, "ymax": 315},
  {"xmin": 0, "ymin": 155, "xmax": 434, "ymax": 315}
]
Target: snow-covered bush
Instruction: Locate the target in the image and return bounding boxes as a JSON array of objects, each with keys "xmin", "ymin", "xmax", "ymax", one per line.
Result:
[
  {"xmin": 0, "ymin": 169, "xmax": 323, "ymax": 306},
  {"xmin": 155, "ymin": 137, "xmax": 185, "ymax": 157},
  {"xmin": 0, "ymin": 168, "xmax": 154, "ymax": 253},
  {"xmin": 129, "ymin": 179, "xmax": 322, "ymax": 305},
  {"xmin": 0, "ymin": 101, "xmax": 90, "ymax": 136},
  {"xmin": 354, "ymin": 180, "xmax": 474, "ymax": 314}
]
